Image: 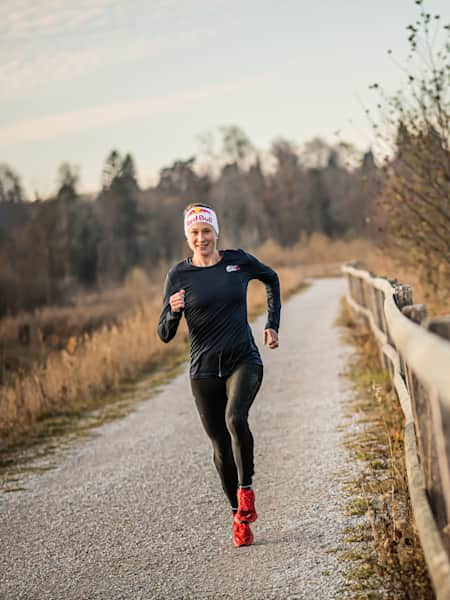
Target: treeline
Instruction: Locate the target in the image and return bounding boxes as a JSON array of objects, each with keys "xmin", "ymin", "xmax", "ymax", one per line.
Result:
[{"xmin": 0, "ymin": 129, "xmax": 379, "ymax": 317}]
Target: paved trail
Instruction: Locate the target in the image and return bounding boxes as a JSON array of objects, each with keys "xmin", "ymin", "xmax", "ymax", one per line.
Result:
[{"xmin": 0, "ymin": 277, "xmax": 358, "ymax": 599}]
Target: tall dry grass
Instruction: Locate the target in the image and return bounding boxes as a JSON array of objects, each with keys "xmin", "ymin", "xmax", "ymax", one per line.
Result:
[
  {"xmin": 0, "ymin": 264, "xmax": 168, "ymax": 351},
  {"xmin": 337, "ymin": 299, "xmax": 434, "ymax": 596},
  {"xmin": 277, "ymin": 233, "xmax": 447, "ymax": 316},
  {"xmin": 0, "ymin": 297, "xmax": 189, "ymax": 438},
  {"xmin": 254, "ymin": 233, "xmax": 373, "ymax": 273},
  {"xmin": 0, "ymin": 246, "xmax": 305, "ymax": 441},
  {"xmin": 363, "ymin": 252, "xmax": 450, "ymax": 317},
  {"xmin": 3, "ymin": 233, "xmax": 443, "ymax": 443}
]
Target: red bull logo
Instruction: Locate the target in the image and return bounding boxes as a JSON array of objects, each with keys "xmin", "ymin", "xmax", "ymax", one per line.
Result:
[
  {"xmin": 187, "ymin": 207, "xmax": 213, "ymax": 228},
  {"xmin": 189, "ymin": 207, "xmax": 210, "ymax": 215},
  {"xmin": 184, "ymin": 206, "xmax": 219, "ymax": 237}
]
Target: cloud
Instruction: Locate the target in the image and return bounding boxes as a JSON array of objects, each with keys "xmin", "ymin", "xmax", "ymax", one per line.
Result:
[
  {"xmin": 0, "ymin": 0, "xmax": 227, "ymax": 99},
  {"xmin": 0, "ymin": 0, "xmax": 117, "ymax": 42},
  {"xmin": 0, "ymin": 74, "xmax": 268, "ymax": 145},
  {"xmin": 0, "ymin": 32, "xmax": 200, "ymax": 99},
  {"xmin": 0, "ymin": 0, "xmax": 124, "ymax": 99}
]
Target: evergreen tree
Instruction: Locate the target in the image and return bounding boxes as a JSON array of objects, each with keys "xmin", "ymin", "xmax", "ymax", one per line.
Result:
[{"xmin": 0, "ymin": 164, "xmax": 25, "ymax": 203}]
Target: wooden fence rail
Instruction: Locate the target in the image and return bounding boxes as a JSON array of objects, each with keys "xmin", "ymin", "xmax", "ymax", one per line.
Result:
[{"xmin": 341, "ymin": 261, "xmax": 450, "ymax": 600}]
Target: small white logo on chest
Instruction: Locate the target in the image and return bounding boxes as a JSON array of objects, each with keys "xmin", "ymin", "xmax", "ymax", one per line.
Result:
[{"xmin": 226, "ymin": 265, "xmax": 241, "ymax": 272}]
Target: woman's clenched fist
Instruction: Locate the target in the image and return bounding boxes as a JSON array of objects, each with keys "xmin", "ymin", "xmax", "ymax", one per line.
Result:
[{"xmin": 169, "ymin": 289, "xmax": 185, "ymax": 313}]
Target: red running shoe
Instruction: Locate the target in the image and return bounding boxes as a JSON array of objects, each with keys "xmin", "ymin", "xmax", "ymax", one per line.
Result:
[
  {"xmin": 236, "ymin": 487, "xmax": 257, "ymax": 523},
  {"xmin": 232, "ymin": 516, "xmax": 254, "ymax": 547}
]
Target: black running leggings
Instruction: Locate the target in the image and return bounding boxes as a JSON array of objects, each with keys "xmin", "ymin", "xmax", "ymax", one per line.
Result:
[{"xmin": 190, "ymin": 362, "xmax": 264, "ymax": 509}]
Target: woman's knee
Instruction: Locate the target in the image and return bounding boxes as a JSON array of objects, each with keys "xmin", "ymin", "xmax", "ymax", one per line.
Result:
[{"xmin": 225, "ymin": 410, "xmax": 248, "ymax": 436}]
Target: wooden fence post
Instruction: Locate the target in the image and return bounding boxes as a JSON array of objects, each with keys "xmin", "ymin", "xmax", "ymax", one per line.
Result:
[
  {"xmin": 424, "ymin": 317, "xmax": 450, "ymax": 553},
  {"xmin": 402, "ymin": 305, "xmax": 430, "ymax": 505},
  {"xmin": 376, "ymin": 277, "xmax": 392, "ymax": 371},
  {"xmin": 393, "ymin": 283, "xmax": 413, "ymax": 311},
  {"xmin": 393, "ymin": 285, "xmax": 414, "ymax": 379},
  {"xmin": 370, "ymin": 284, "xmax": 388, "ymax": 369}
]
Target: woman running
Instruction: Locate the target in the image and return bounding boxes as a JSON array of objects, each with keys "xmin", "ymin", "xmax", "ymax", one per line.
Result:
[{"xmin": 157, "ymin": 202, "xmax": 281, "ymax": 547}]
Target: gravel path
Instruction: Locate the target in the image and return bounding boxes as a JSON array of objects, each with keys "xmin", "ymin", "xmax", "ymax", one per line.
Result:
[{"xmin": 0, "ymin": 277, "xmax": 358, "ymax": 599}]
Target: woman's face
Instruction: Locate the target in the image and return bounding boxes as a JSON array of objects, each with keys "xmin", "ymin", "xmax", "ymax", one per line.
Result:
[{"xmin": 186, "ymin": 223, "xmax": 217, "ymax": 256}]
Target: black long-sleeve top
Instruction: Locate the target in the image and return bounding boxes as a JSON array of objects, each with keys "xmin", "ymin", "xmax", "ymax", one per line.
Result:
[{"xmin": 157, "ymin": 248, "xmax": 281, "ymax": 379}]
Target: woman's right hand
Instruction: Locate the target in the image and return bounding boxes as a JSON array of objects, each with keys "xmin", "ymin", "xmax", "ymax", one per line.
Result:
[{"xmin": 169, "ymin": 289, "xmax": 185, "ymax": 313}]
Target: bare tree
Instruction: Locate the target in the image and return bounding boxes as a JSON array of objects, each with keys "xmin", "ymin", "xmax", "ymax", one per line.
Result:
[
  {"xmin": 219, "ymin": 125, "xmax": 255, "ymax": 168},
  {"xmin": 369, "ymin": 0, "xmax": 450, "ymax": 295}
]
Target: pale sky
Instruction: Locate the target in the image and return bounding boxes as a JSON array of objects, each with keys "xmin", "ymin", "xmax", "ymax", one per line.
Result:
[{"xmin": 0, "ymin": 0, "xmax": 448, "ymax": 198}]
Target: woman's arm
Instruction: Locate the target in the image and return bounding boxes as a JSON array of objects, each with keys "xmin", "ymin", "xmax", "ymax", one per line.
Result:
[
  {"xmin": 245, "ymin": 251, "xmax": 281, "ymax": 333},
  {"xmin": 157, "ymin": 270, "xmax": 183, "ymax": 343}
]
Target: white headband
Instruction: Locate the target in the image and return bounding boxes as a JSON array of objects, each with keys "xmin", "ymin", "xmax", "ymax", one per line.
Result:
[{"xmin": 184, "ymin": 206, "xmax": 220, "ymax": 238}]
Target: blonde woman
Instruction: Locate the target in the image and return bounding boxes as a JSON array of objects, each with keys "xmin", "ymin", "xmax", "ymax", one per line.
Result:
[{"xmin": 158, "ymin": 202, "xmax": 281, "ymax": 547}]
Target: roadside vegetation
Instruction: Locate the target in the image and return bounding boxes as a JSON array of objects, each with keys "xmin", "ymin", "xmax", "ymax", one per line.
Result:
[
  {"xmin": 335, "ymin": 298, "xmax": 434, "ymax": 599},
  {"xmin": 0, "ymin": 234, "xmax": 371, "ymax": 449},
  {"xmin": 366, "ymin": 0, "xmax": 449, "ymax": 312},
  {"xmin": 0, "ymin": 219, "xmax": 445, "ymax": 454}
]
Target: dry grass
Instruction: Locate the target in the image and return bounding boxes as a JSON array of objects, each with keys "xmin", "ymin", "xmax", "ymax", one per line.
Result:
[
  {"xmin": 0, "ymin": 264, "xmax": 171, "ymax": 378},
  {"xmin": 0, "ymin": 297, "xmax": 189, "ymax": 443},
  {"xmin": 1, "ymin": 233, "xmax": 365, "ymax": 382},
  {"xmin": 363, "ymin": 251, "xmax": 449, "ymax": 317},
  {"xmin": 336, "ymin": 298, "xmax": 434, "ymax": 598},
  {"xmin": 255, "ymin": 233, "xmax": 373, "ymax": 275},
  {"xmin": 3, "ymin": 233, "xmax": 444, "ymax": 447},
  {"xmin": 0, "ymin": 246, "xmax": 306, "ymax": 444}
]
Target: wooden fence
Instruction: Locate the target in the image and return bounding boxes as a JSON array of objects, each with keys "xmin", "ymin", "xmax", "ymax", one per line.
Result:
[{"xmin": 342, "ymin": 261, "xmax": 450, "ymax": 600}]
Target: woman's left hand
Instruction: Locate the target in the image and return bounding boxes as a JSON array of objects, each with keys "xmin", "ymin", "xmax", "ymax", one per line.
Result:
[{"xmin": 264, "ymin": 328, "xmax": 279, "ymax": 349}]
